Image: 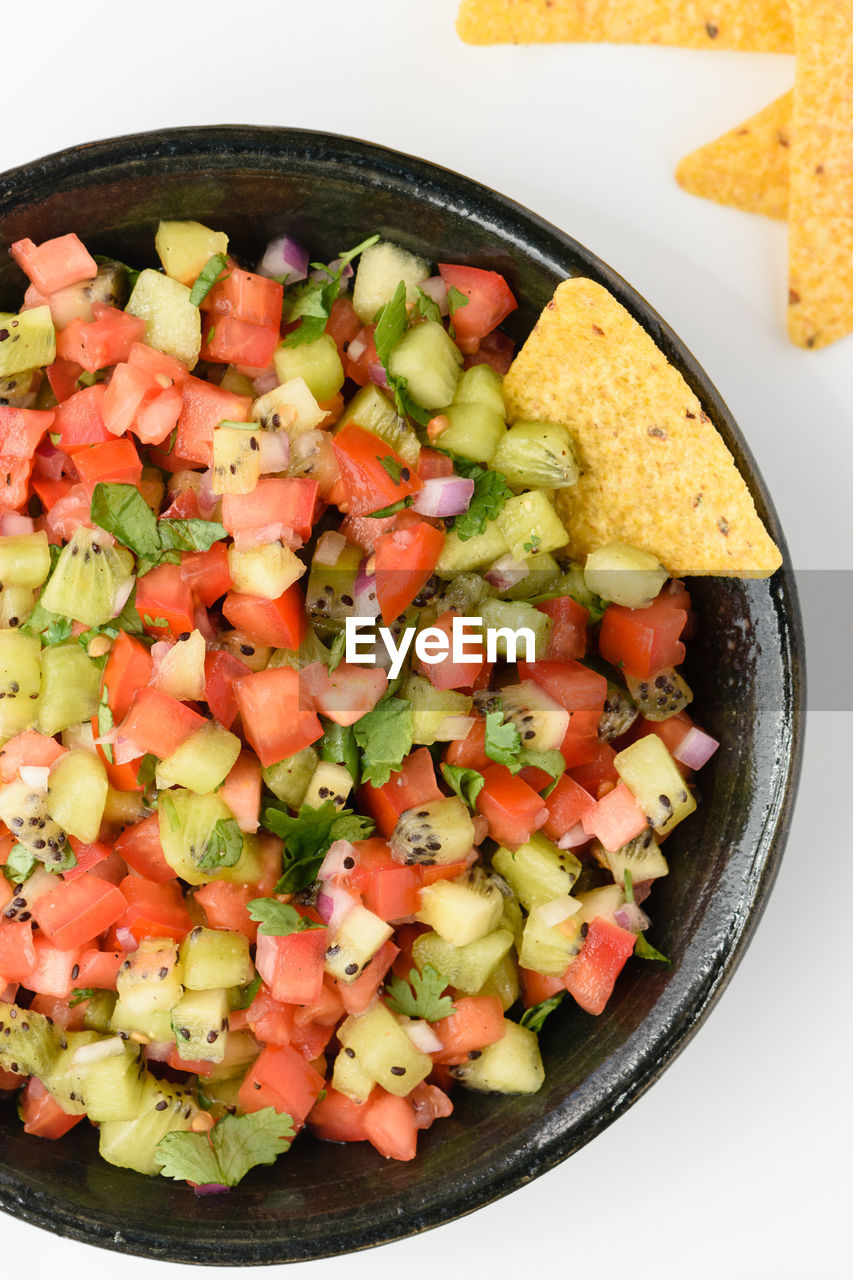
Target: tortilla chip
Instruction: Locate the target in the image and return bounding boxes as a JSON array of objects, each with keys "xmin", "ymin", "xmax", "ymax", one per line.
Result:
[
  {"xmin": 456, "ymin": 0, "xmax": 793, "ymax": 53},
  {"xmin": 676, "ymin": 91, "xmax": 792, "ymax": 220},
  {"xmin": 787, "ymin": 1, "xmax": 853, "ymax": 349},
  {"xmin": 502, "ymin": 278, "xmax": 782, "ymax": 576}
]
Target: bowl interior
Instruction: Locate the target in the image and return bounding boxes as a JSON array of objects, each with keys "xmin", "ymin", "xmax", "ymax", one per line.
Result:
[{"xmin": 0, "ymin": 128, "xmax": 804, "ymax": 1265}]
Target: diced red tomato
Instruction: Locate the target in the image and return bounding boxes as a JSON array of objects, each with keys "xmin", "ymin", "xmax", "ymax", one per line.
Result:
[
  {"xmin": 117, "ymin": 686, "xmax": 206, "ymax": 759},
  {"xmin": 46, "ymin": 359, "xmax": 84, "ymax": 403},
  {"xmin": 135, "ymin": 562, "xmax": 195, "ymax": 639},
  {"xmin": 345, "ymin": 839, "xmax": 422, "ymax": 923},
  {"xmin": 373, "ymin": 520, "xmax": 444, "ymax": 625},
  {"xmin": 102, "ymin": 362, "xmax": 182, "ymax": 447},
  {"xmin": 538, "ymin": 595, "xmax": 589, "ymax": 662},
  {"xmin": 203, "ymin": 650, "xmax": 250, "ymax": 729},
  {"xmin": 234, "ymin": 667, "xmax": 323, "ymax": 767},
  {"xmin": 31, "ymin": 874, "xmax": 127, "ymax": 951},
  {"xmin": 416, "ymin": 449, "xmax": 454, "ymax": 480},
  {"xmin": 343, "ymin": 325, "xmax": 379, "ymax": 386},
  {"xmin": 56, "ymin": 305, "xmax": 146, "ymax": 373},
  {"xmin": 312, "ymin": 662, "xmax": 387, "ymax": 727},
  {"xmin": 221, "ymin": 752, "xmax": 262, "ymax": 834},
  {"xmin": 444, "ymin": 717, "xmax": 489, "ymax": 772},
  {"xmin": 416, "ymin": 609, "xmax": 484, "ymax": 689},
  {"xmin": 222, "ymin": 585, "xmax": 308, "ymax": 650},
  {"xmin": 362, "ymin": 1089, "xmax": 418, "ymax": 1161},
  {"xmin": 10, "ymin": 234, "xmax": 96, "ymax": 295},
  {"xmin": 237, "ymin": 1043, "xmax": 325, "ymax": 1128},
  {"xmin": 599, "ymin": 594, "xmax": 688, "ymax": 680},
  {"xmin": 73, "ymin": 438, "xmax": 143, "ymax": 495},
  {"xmin": 308, "ymin": 1087, "xmax": 372, "ymax": 1144},
  {"xmin": 221, "ymin": 477, "xmax": 319, "ymax": 543},
  {"xmin": 520, "ymin": 967, "xmax": 566, "ymax": 1006},
  {"xmin": 167, "ymin": 1047, "xmax": 216, "ymax": 1078},
  {"xmin": 63, "ymin": 838, "xmax": 111, "ymax": 882},
  {"xmin": 333, "ymin": 938, "xmax": 399, "ymax": 1016},
  {"xmin": 202, "ymin": 266, "xmax": 283, "ymax": 327},
  {"xmin": 542, "ymin": 773, "xmax": 596, "ymax": 842},
  {"xmin": 115, "ymin": 876, "xmax": 193, "ymax": 945},
  {"xmin": 0, "ymin": 729, "xmax": 66, "ymax": 782},
  {"xmin": 563, "ymin": 917, "xmax": 637, "ymax": 1015},
  {"xmin": 324, "ymin": 296, "xmax": 361, "ymax": 359},
  {"xmin": 20, "ymin": 1077, "xmax": 85, "ymax": 1140},
  {"xmin": 568, "ymin": 742, "xmax": 619, "ymax": 795},
  {"xmin": 437, "ymin": 263, "xmax": 518, "ymax": 347},
  {"xmin": 255, "ymin": 920, "xmax": 328, "ymax": 1005},
  {"xmin": 181, "ymin": 543, "xmax": 232, "ymax": 606},
  {"xmin": 0, "ymin": 921, "xmax": 36, "ymax": 982},
  {"xmin": 52, "ymin": 383, "xmax": 113, "ymax": 452},
  {"xmin": 581, "ymin": 782, "xmax": 649, "ymax": 852},
  {"xmin": 476, "ymin": 764, "xmax": 548, "ymax": 848},
  {"xmin": 127, "ymin": 342, "xmax": 190, "ymax": 386},
  {"xmin": 174, "ymin": 376, "xmax": 251, "ymax": 465},
  {"xmin": 75, "ymin": 948, "xmax": 123, "ymax": 989},
  {"xmin": 115, "ymin": 815, "xmax": 176, "ymax": 883},
  {"xmin": 357, "ymin": 748, "xmax": 442, "ymax": 838},
  {"xmin": 332, "ymin": 424, "xmax": 423, "ymax": 517},
  {"xmin": 201, "ymin": 313, "xmax": 279, "ymax": 368},
  {"xmin": 0, "ymin": 406, "xmax": 55, "ymax": 459},
  {"xmin": 432, "ymin": 995, "xmax": 506, "ymax": 1064},
  {"xmin": 464, "ymin": 327, "xmax": 515, "ymax": 375},
  {"xmin": 102, "ymin": 631, "xmax": 154, "ymax": 723}
]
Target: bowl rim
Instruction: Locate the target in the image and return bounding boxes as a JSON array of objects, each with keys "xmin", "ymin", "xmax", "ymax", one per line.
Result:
[{"xmin": 0, "ymin": 124, "xmax": 806, "ymax": 1265}]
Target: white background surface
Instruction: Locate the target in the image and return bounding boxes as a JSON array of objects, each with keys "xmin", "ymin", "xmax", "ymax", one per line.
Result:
[{"xmin": 1, "ymin": 2, "xmax": 848, "ymax": 1276}]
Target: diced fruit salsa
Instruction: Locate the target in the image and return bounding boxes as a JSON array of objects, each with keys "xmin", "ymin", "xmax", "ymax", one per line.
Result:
[{"xmin": 0, "ymin": 221, "xmax": 721, "ymax": 1186}]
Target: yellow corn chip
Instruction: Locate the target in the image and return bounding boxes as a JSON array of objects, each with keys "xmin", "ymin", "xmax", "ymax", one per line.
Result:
[
  {"xmin": 502, "ymin": 278, "xmax": 781, "ymax": 576},
  {"xmin": 457, "ymin": 0, "xmax": 793, "ymax": 53},
  {"xmin": 676, "ymin": 91, "xmax": 792, "ymax": 220},
  {"xmin": 787, "ymin": 1, "xmax": 853, "ymax": 349}
]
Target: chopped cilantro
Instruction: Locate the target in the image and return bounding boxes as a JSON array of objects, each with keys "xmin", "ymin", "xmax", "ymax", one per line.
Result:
[
  {"xmin": 232, "ymin": 973, "xmax": 262, "ymax": 1011},
  {"xmin": 448, "ymin": 461, "xmax": 512, "ymax": 541},
  {"xmin": 384, "ymin": 965, "xmax": 454, "ymax": 1022},
  {"xmin": 446, "ymin": 285, "xmax": 469, "ymax": 316},
  {"xmin": 373, "ymin": 279, "xmax": 409, "ymax": 367},
  {"xmin": 283, "ymin": 234, "xmax": 378, "ymax": 347},
  {"xmin": 325, "ymin": 632, "xmax": 347, "ymax": 674},
  {"xmin": 97, "ymin": 686, "xmax": 114, "ymax": 764},
  {"xmin": 197, "ymin": 819, "xmax": 244, "ymax": 872},
  {"xmin": 188, "ymin": 253, "xmax": 230, "ymax": 307},
  {"xmin": 353, "ymin": 697, "xmax": 414, "ymax": 787},
  {"xmin": 366, "ymin": 496, "xmax": 413, "ymax": 519},
  {"xmin": 519, "ymin": 992, "xmax": 565, "ymax": 1034},
  {"xmin": 155, "ymin": 1107, "xmax": 295, "ymax": 1189},
  {"xmin": 262, "ymin": 800, "xmax": 374, "ymax": 893},
  {"xmin": 624, "ymin": 869, "xmax": 671, "ymax": 964},
  {"xmin": 90, "ymin": 483, "xmax": 226, "ymax": 567},
  {"xmin": 68, "ymin": 988, "xmax": 97, "ymax": 1008},
  {"xmin": 523, "ymin": 535, "xmax": 541, "ymax": 553},
  {"xmin": 2, "ymin": 844, "xmax": 38, "ymax": 885},
  {"xmin": 483, "ymin": 709, "xmax": 565, "ymax": 783},
  {"xmin": 159, "ymin": 792, "xmax": 180, "ymax": 831},
  {"xmin": 378, "ymin": 455, "xmax": 405, "ymax": 485},
  {"xmin": 247, "ymin": 898, "xmax": 324, "ymax": 936},
  {"xmin": 414, "ymin": 287, "xmax": 442, "ymax": 323},
  {"xmin": 440, "ymin": 763, "xmax": 485, "ymax": 810}
]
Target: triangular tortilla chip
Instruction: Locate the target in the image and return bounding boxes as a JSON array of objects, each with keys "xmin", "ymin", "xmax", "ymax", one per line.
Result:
[
  {"xmin": 787, "ymin": 1, "xmax": 853, "ymax": 349},
  {"xmin": 457, "ymin": 0, "xmax": 793, "ymax": 52},
  {"xmin": 676, "ymin": 91, "xmax": 792, "ymax": 220},
  {"xmin": 502, "ymin": 279, "xmax": 781, "ymax": 576}
]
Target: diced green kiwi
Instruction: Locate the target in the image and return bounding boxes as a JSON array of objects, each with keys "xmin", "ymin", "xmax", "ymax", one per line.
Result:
[
  {"xmin": 305, "ymin": 540, "xmax": 363, "ymax": 639},
  {"xmin": 331, "ymin": 1046, "xmax": 375, "ymax": 1103},
  {"xmin": 125, "ymin": 269, "xmax": 201, "ymax": 368},
  {"xmin": 253, "ymin": 378, "xmax": 325, "ymax": 434},
  {"xmin": 0, "ymin": 306, "xmax": 56, "ymax": 378},
  {"xmin": 583, "ymin": 543, "xmax": 667, "ymax": 609},
  {"xmin": 110, "ymin": 999, "xmax": 174, "ymax": 1044},
  {"xmin": 403, "ymin": 674, "xmax": 473, "ymax": 745},
  {"xmin": 416, "ymin": 867, "xmax": 504, "ymax": 945},
  {"xmin": 40, "ymin": 528, "xmax": 134, "ymax": 629},
  {"xmin": 625, "ymin": 669, "xmax": 693, "ymax": 721},
  {"xmin": 496, "ymin": 552, "xmax": 561, "ymax": 601},
  {"xmin": 117, "ymin": 938, "xmax": 184, "ymax": 1016},
  {"xmin": 336, "ymin": 384, "xmax": 420, "ymax": 466},
  {"xmin": 449, "ymin": 1020, "xmax": 544, "ymax": 1094},
  {"xmin": 82, "ymin": 991, "xmax": 117, "ymax": 1034},
  {"xmin": 0, "ymin": 368, "xmax": 40, "ymax": 409},
  {"xmin": 303, "ymin": 760, "xmax": 353, "ymax": 810},
  {"xmin": 614, "ymin": 736, "xmax": 696, "ymax": 835},
  {"xmin": 0, "ymin": 1000, "xmax": 61, "ymax": 1078},
  {"xmin": 324, "ymin": 905, "xmax": 393, "ymax": 984},
  {"xmin": 46, "ymin": 749, "xmax": 108, "ymax": 843},
  {"xmin": 473, "ymin": 949, "xmax": 520, "ymax": 1012},
  {"xmin": 519, "ymin": 908, "xmax": 582, "ymax": 976},
  {"xmin": 492, "ymin": 834, "xmax": 581, "ymax": 910},
  {"xmin": 478, "ymin": 598, "xmax": 550, "ymax": 661},
  {"xmin": 212, "ymin": 424, "xmax": 263, "ymax": 495},
  {"xmin": 391, "ymin": 796, "xmax": 475, "ymax": 866},
  {"xmin": 155, "ymin": 220, "xmax": 229, "ymax": 286},
  {"xmin": 206, "ymin": 1029, "xmax": 261, "ymax": 1082},
  {"xmin": 0, "ymin": 531, "xmax": 51, "ymax": 589},
  {"xmin": 388, "ymin": 320, "xmax": 462, "ymax": 409},
  {"xmin": 496, "ymin": 489, "xmax": 569, "ymax": 560},
  {"xmin": 155, "ymin": 722, "xmax": 242, "ymax": 794},
  {"xmin": 262, "ymin": 746, "xmax": 318, "ymax": 807},
  {"xmin": 452, "ymin": 363, "xmax": 505, "ymax": 416},
  {"xmin": 337, "ymin": 1003, "xmax": 432, "ymax": 1097},
  {"xmin": 180, "ymin": 927, "xmax": 254, "ymax": 991},
  {"xmin": 436, "ymin": 522, "xmax": 510, "ymax": 577},
  {"xmin": 433, "ymin": 571, "xmax": 495, "ymax": 615},
  {"xmin": 159, "ymin": 789, "xmax": 262, "ymax": 886},
  {"xmin": 38, "ymin": 643, "xmax": 101, "ymax": 736},
  {"xmin": 412, "ymin": 928, "xmax": 514, "ymax": 995},
  {"xmin": 500, "ymin": 679, "xmax": 570, "ymax": 751},
  {"xmin": 492, "ymin": 420, "xmax": 579, "ymax": 489},
  {"xmin": 0, "ymin": 627, "xmax": 41, "ymax": 741},
  {"xmin": 352, "ymin": 241, "xmax": 430, "ymax": 323},
  {"xmin": 51, "ymin": 1034, "xmax": 148, "ymax": 1122},
  {"xmin": 595, "ymin": 829, "xmax": 669, "ymax": 887},
  {"xmin": 598, "ymin": 677, "xmax": 639, "ymax": 742},
  {"xmin": 98, "ymin": 1077, "xmax": 202, "ymax": 1175},
  {"xmin": 273, "ymin": 334, "xmax": 344, "ymax": 403},
  {"xmin": 0, "ymin": 584, "xmax": 36, "ymax": 628},
  {"xmin": 433, "ymin": 402, "xmax": 505, "ymax": 463},
  {"xmin": 171, "ymin": 987, "xmax": 229, "ymax": 1063},
  {"xmin": 268, "ymin": 628, "xmax": 330, "ymax": 672}
]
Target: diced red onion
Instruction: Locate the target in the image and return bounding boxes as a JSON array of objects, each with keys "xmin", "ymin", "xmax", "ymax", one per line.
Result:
[
  {"xmin": 19, "ymin": 765, "xmax": 49, "ymax": 793},
  {"xmin": 633, "ymin": 879, "xmax": 653, "ymax": 906},
  {"xmin": 34, "ymin": 440, "xmax": 69, "ymax": 481},
  {"xmin": 472, "ymin": 815, "xmax": 489, "ymax": 846},
  {"xmin": 537, "ymin": 894, "xmax": 581, "ymax": 929},
  {"xmin": 194, "ymin": 604, "xmax": 216, "ymax": 642},
  {"xmin": 558, "ymin": 822, "xmax": 593, "ymax": 849},
  {"xmin": 485, "ymin": 552, "xmax": 530, "ymax": 591},
  {"xmin": 310, "ymin": 259, "xmax": 354, "ymax": 291},
  {"xmin": 0, "ymin": 512, "xmax": 34, "ymax": 535},
  {"xmin": 613, "ymin": 902, "xmax": 652, "ymax": 934},
  {"xmin": 254, "ymin": 932, "xmax": 278, "ymax": 989},
  {"xmin": 232, "ymin": 523, "xmax": 287, "ymax": 552},
  {"xmin": 257, "ymin": 235, "xmax": 308, "ymax": 284},
  {"xmin": 145, "ymin": 1040, "xmax": 174, "ymax": 1063},
  {"xmin": 115, "ymin": 925, "xmax": 138, "ymax": 952},
  {"xmin": 403, "ymin": 1019, "xmax": 443, "ymax": 1054},
  {"xmin": 412, "ymin": 476, "xmax": 475, "ymax": 518},
  {"xmin": 347, "ymin": 335, "xmax": 367, "ymax": 362},
  {"xmin": 252, "ymin": 368, "xmax": 280, "ymax": 396},
  {"xmin": 319, "ymin": 839, "xmax": 359, "ymax": 881},
  {"xmin": 192, "ymin": 1183, "xmax": 230, "ymax": 1197},
  {"xmin": 316, "ymin": 882, "xmax": 359, "ymax": 934},
  {"xmin": 197, "ymin": 469, "xmax": 219, "ymax": 520},
  {"xmin": 435, "ymin": 714, "xmax": 474, "ymax": 741},
  {"xmin": 111, "ymin": 578, "xmax": 134, "ymax": 619},
  {"xmin": 258, "ymin": 430, "xmax": 290, "ymax": 474},
  {"xmin": 354, "ymin": 561, "xmax": 381, "ymax": 619},
  {"xmin": 368, "ymin": 362, "xmax": 390, "ymax": 390},
  {"xmin": 314, "ymin": 530, "xmax": 348, "ymax": 568},
  {"xmin": 673, "ymin": 726, "xmax": 719, "ymax": 771},
  {"xmin": 419, "ymin": 276, "xmax": 449, "ymax": 314},
  {"xmin": 113, "ymin": 735, "xmax": 143, "ymax": 766}
]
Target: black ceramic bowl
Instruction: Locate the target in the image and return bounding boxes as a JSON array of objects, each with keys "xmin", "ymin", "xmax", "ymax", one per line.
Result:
[{"xmin": 0, "ymin": 127, "xmax": 804, "ymax": 1265}]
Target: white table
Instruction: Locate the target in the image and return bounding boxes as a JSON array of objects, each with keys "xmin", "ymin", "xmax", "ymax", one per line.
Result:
[{"xmin": 2, "ymin": 3, "xmax": 846, "ymax": 1276}]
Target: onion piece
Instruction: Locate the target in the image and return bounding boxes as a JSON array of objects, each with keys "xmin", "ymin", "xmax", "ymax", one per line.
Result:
[
  {"xmin": 673, "ymin": 726, "xmax": 719, "ymax": 771},
  {"xmin": 0, "ymin": 512, "xmax": 34, "ymax": 535},
  {"xmin": 472, "ymin": 815, "xmax": 489, "ymax": 846},
  {"xmin": 613, "ymin": 902, "xmax": 651, "ymax": 934},
  {"xmin": 319, "ymin": 839, "xmax": 359, "ymax": 881},
  {"xmin": 412, "ymin": 476, "xmax": 475, "ymax": 518},
  {"xmin": 19, "ymin": 765, "xmax": 49, "ymax": 793},
  {"xmin": 145, "ymin": 1040, "xmax": 173, "ymax": 1063},
  {"xmin": 418, "ymin": 276, "xmax": 449, "ymax": 314},
  {"xmin": 368, "ymin": 362, "xmax": 390, "ymax": 391},
  {"xmin": 111, "ymin": 577, "xmax": 134, "ymax": 619},
  {"xmin": 310, "ymin": 258, "xmax": 354, "ymax": 290},
  {"xmin": 231, "ymin": 523, "xmax": 288, "ymax": 552},
  {"xmin": 316, "ymin": 881, "xmax": 359, "ymax": 935},
  {"xmin": 347, "ymin": 335, "xmax": 367, "ymax": 362},
  {"xmin": 196, "ymin": 469, "xmax": 219, "ymax": 520},
  {"xmin": 557, "ymin": 822, "xmax": 593, "ymax": 850},
  {"xmin": 112, "ymin": 735, "xmax": 144, "ymax": 766},
  {"xmin": 314, "ymin": 530, "xmax": 348, "ymax": 568},
  {"xmin": 257, "ymin": 234, "xmax": 308, "ymax": 284},
  {"xmin": 115, "ymin": 925, "xmax": 138, "ymax": 952},
  {"xmin": 252, "ymin": 368, "xmax": 280, "ymax": 397},
  {"xmin": 536, "ymin": 894, "xmax": 581, "ymax": 929},
  {"xmin": 485, "ymin": 552, "xmax": 529, "ymax": 591},
  {"xmin": 354, "ymin": 561, "xmax": 381, "ymax": 619},
  {"xmin": 258, "ymin": 430, "xmax": 290, "ymax": 474},
  {"xmin": 403, "ymin": 1019, "xmax": 443, "ymax": 1054}
]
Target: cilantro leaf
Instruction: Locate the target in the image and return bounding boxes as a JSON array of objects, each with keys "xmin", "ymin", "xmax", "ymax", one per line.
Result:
[
  {"xmin": 384, "ymin": 965, "xmax": 454, "ymax": 1022},
  {"xmin": 414, "ymin": 287, "xmax": 442, "ymax": 324},
  {"xmin": 450, "ymin": 464, "xmax": 512, "ymax": 542},
  {"xmin": 68, "ymin": 988, "xmax": 97, "ymax": 1008},
  {"xmin": 517, "ymin": 747, "xmax": 566, "ymax": 786},
  {"xmin": 136, "ymin": 754, "xmax": 157, "ymax": 791},
  {"xmin": 365, "ymin": 497, "xmax": 413, "ymax": 519},
  {"xmin": 325, "ymin": 632, "xmax": 347, "ymax": 674},
  {"xmin": 159, "ymin": 791, "xmax": 180, "ymax": 831},
  {"xmin": 232, "ymin": 973, "xmax": 262, "ymax": 1011},
  {"xmin": 97, "ymin": 686, "xmax": 114, "ymax": 764},
  {"xmin": 188, "ymin": 253, "xmax": 230, "ymax": 307},
  {"xmin": 247, "ymin": 898, "xmax": 324, "ymax": 936},
  {"xmin": 198, "ymin": 819, "xmax": 244, "ymax": 872},
  {"xmin": 483, "ymin": 709, "xmax": 522, "ymax": 766},
  {"xmin": 519, "ymin": 992, "xmax": 565, "ymax": 1034},
  {"xmin": 158, "ymin": 518, "xmax": 227, "ymax": 554},
  {"xmin": 155, "ymin": 1108, "xmax": 295, "ymax": 1189},
  {"xmin": 319, "ymin": 718, "xmax": 359, "ymax": 785},
  {"xmin": 283, "ymin": 234, "xmax": 378, "ymax": 347},
  {"xmin": 440, "ymin": 763, "xmax": 485, "ymax": 810},
  {"xmin": 446, "ymin": 285, "xmax": 470, "ymax": 316},
  {"xmin": 378, "ymin": 455, "xmax": 405, "ymax": 485},
  {"xmin": 90, "ymin": 483, "xmax": 160, "ymax": 559},
  {"xmin": 2, "ymin": 844, "xmax": 39, "ymax": 885},
  {"xmin": 353, "ymin": 697, "xmax": 414, "ymax": 788},
  {"xmin": 262, "ymin": 800, "xmax": 374, "ymax": 893},
  {"xmin": 373, "ymin": 280, "xmax": 409, "ymax": 367}
]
